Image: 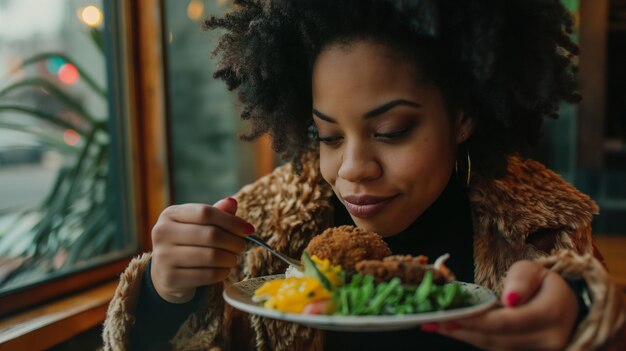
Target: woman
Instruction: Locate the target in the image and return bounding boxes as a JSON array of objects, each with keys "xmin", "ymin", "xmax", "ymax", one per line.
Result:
[{"xmin": 104, "ymin": 1, "xmax": 625, "ymax": 350}]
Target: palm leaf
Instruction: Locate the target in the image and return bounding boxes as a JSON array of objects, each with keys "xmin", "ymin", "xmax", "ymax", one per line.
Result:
[
  {"xmin": 89, "ymin": 28, "xmax": 105, "ymax": 54},
  {"xmin": 58, "ymin": 129, "xmax": 101, "ymax": 206},
  {"xmin": 27, "ymin": 128, "xmax": 99, "ymax": 253},
  {"xmin": 0, "ymin": 32, "xmax": 116, "ymax": 288},
  {"xmin": 0, "ymin": 105, "xmax": 88, "ymax": 134},
  {"xmin": 39, "ymin": 167, "xmax": 71, "ymax": 209},
  {"xmin": 18, "ymin": 53, "xmax": 107, "ymax": 97},
  {"xmin": 0, "ymin": 120, "xmax": 77, "ymax": 153},
  {"xmin": 0, "ymin": 212, "xmax": 40, "ymax": 255},
  {"xmin": 65, "ymin": 207, "xmax": 111, "ymax": 265},
  {"xmin": 0, "ymin": 78, "xmax": 98, "ymax": 124}
]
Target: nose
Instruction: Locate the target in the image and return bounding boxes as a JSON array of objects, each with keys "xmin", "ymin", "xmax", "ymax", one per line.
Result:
[{"xmin": 337, "ymin": 141, "xmax": 382, "ymax": 183}]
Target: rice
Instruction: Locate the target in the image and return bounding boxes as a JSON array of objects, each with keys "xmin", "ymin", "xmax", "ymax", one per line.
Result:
[{"xmin": 285, "ymin": 265, "xmax": 304, "ymax": 278}]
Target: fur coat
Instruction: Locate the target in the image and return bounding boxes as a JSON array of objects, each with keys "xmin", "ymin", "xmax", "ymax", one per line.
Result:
[{"xmin": 103, "ymin": 155, "xmax": 625, "ymax": 350}]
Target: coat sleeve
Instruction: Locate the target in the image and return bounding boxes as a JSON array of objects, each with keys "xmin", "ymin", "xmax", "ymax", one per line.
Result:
[
  {"xmin": 102, "ymin": 253, "xmax": 227, "ymax": 350},
  {"xmin": 537, "ymin": 250, "xmax": 626, "ymax": 351},
  {"xmin": 102, "ymin": 157, "xmax": 330, "ymax": 350},
  {"xmin": 102, "ymin": 253, "xmax": 151, "ymax": 350}
]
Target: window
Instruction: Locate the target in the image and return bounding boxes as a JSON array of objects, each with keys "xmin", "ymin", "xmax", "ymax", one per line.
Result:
[
  {"xmin": 163, "ymin": 0, "xmax": 273, "ymax": 204},
  {"xmin": 0, "ymin": 0, "xmax": 138, "ymax": 315},
  {"xmin": 0, "ymin": 0, "xmax": 268, "ymax": 345},
  {"xmin": 531, "ymin": 0, "xmax": 626, "ymax": 235}
]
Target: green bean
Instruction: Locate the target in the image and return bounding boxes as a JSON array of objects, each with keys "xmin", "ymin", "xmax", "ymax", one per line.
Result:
[
  {"xmin": 414, "ymin": 270, "xmax": 433, "ymax": 303},
  {"xmin": 376, "ymin": 281, "xmax": 388, "ymax": 294},
  {"xmin": 349, "ymin": 286, "xmax": 360, "ymax": 312},
  {"xmin": 368, "ymin": 278, "xmax": 401, "ymax": 314},
  {"xmin": 340, "ymin": 288, "xmax": 349, "ymax": 315},
  {"xmin": 386, "ymin": 285, "xmax": 404, "ymax": 305},
  {"xmin": 363, "ymin": 277, "xmax": 374, "ymax": 298},
  {"xmin": 353, "ymin": 286, "xmax": 368, "ymax": 314},
  {"xmin": 332, "ymin": 272, "xmax": 471, "ymax": 316},
  {"xmin": 437, "ymin": 283, "xmax": 459, "ymax": 309},
  {"xmin": 416, "ymin": 298, "xmax": 433, "ymax": 312},
  {"xmin": 350, "ymin": 274, "xmax": 362, "ymax": 288}
]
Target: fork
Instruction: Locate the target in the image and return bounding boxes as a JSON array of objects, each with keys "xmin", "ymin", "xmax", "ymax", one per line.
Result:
[{"xmin": 245, "ymin": 235, "xmax": 304, "ymax": 270}]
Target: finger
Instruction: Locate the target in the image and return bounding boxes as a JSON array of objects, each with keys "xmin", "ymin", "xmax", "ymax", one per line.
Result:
[
  {"xmin": 155, "ymin": 246, "xmax": 239, "ymax": 269},
  {"xmin": 153, "ymin": 222, "xmax": 247, "ymax": 254},
  {"xmin": 532, "ymin": 270, "xmax": 579, "ymax": 333},
  {"xmin": 162, "ymin": 203, "xmax": 254, "ymax": 237},
  {"xmin": 157, "ymin": 267, "xmax": 231, "ymax": 290},
  {"xmin": 213, "ymin": 197, "xmax": 238, "ymax": 215},
  {"xmin": 501, "ymin": 260, "xmax": 547, "ymax": 307},
  {"xmin": 449, "ymin": 271, "xmax": 577, "ymax": 335}
]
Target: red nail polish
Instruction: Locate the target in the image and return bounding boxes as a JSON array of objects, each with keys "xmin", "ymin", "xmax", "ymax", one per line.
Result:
[
  {"xmin": 443, "ymin": 322, "xmax": 462, "ymax": 331},
  {"xmin": 505, "ymin": 292, "xmax": 521, "ymax": 307},
  {"xmin": 420, "ymin": 323, "xmax": 439, "ymax": 333},
  {"xmin": 227, "ymin": 197, "xmax": 237, "ymax": 204},
  {"xmin": 243, "ymin": 223, "xmax": 255, "ymax": 234}
]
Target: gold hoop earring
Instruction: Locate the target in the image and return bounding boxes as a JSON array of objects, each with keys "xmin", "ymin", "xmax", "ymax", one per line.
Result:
[{"xmin": 455, "ymin": 146, "xmax": 471, "ymax": 188}]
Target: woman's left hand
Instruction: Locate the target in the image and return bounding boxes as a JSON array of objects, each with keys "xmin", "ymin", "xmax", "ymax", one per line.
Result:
[{"xmin": 430, "ymin": 260, "xmax": 580, "ymax": 351}]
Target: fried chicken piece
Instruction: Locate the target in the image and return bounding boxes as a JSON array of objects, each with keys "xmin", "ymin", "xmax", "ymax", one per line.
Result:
[
  {"xmin": 354, "ymin": 254, "xmax": 456, "ymax": 285},
  {"xmin": 305, "ymin": 225, "xmax": 391, "ymax": 272}
]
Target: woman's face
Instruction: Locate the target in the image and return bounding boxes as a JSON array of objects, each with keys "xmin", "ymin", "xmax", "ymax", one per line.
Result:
[{"xmin": 312, "ymin": 40, "xmax": 471, "ymax": 237}]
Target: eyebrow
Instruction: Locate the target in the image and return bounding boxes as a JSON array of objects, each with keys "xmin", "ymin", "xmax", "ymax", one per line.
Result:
[{"xmin": 312, "ymin": 99, "xmax": 422, "ymax": 123}]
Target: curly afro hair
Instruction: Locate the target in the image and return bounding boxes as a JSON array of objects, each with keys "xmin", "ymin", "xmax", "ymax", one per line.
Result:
[{"xmin": 204, "ymin": 0, "xmax": 579, "ymax": 177}]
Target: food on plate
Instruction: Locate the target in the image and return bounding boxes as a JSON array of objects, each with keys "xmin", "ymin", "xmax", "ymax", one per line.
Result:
[
  {"xmin": 304, "ymin": 225, "xmax": 391, "ymax": 272},
  {"xmin": 355, "ymin": 254, "xmax": 456, "ymax": 285},
  {"xmin": 252, "ymin": 226, "xmax": 471, "ymax": 316},
  {"xmin": 334, "ymin": 269, "xmax": 468, "ymax": 316},
  {"xmin": 253, "ymin": 254, "xmax": 343, "ymax": 313},
  {"xmin": 253, "ymin": 276, "xmax": 332, "ymax": 313}
]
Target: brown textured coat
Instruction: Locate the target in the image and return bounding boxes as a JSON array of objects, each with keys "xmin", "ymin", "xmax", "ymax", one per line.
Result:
[{"xmin": 103, "ymin": 155, "xmax": 625, "ymax": 350}]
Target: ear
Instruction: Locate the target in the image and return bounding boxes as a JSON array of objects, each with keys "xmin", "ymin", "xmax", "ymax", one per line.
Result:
[{"xmin": 454, "ymin": 112, "xmax": 475, "ymax": 144}]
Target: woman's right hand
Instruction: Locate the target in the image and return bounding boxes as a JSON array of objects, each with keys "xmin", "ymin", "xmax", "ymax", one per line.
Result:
[{"xmin": 150, "ymin": 197, "xmax": 254, "ymax": 303}]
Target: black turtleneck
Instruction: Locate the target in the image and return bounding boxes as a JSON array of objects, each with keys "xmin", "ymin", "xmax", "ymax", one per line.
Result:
[
  {"xmin": 325, "ymin": 175, "xmax": 478, "ymax": 351},
  {"xmin": 331, "ymin": 174, "xmax": 475, "ymax": 284}
]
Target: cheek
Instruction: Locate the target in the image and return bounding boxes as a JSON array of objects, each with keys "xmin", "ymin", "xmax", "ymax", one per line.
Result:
[
  {"xmin": 319, "ymin": 148, "xmax": 339, "ymax": 186},
  {"xmin": 395, "ymin": 134, "xmax": 455, "ymax": 174},
  {"xmin": 420, "ymin": 123, "xmax": 457, "ymax": 169},
  {"xmin": 385, "ymin": 134, "xmax": 456, "ymax": 196},
  {"xmin": 386, "ymin": 150, "xmax": 439, "ymax": 184}
]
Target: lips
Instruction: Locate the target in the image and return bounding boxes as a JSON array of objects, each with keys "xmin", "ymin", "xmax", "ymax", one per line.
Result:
[{"xmin": 342, "ymin": 194, "xmax": 397, "ymax": 218}]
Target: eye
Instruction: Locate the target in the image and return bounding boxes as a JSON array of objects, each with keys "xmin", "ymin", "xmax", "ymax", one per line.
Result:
[
  {"xmin": 316, "ymin": 135, "xmax": 343, "ymax": 146},
  {"xmin": 374, "ymin": 126, "xmax": 411, "ymax": 140}
]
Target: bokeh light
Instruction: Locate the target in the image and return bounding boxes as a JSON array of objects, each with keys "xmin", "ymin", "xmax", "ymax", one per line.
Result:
[
  {"xmin": 46, "ymin": 56, "xmax": 66, "ymax": 75},
  {"xmin": 58, "ymin": 63, "xmax": 79, "ymax": 85},
  {"xmin": 7, "ymin": 55, "xmax": 25, "ymax": 78},
  {"xmin": 63, "ymin": 129, "xmax": 81, "ymax": 146},
  {"xmin": 79, "ymin": 5, "xmax": 103, "ymax": 27},
  {"xmin": 187, "ymin": 0, "xmax": 204, "ymax": 21}
]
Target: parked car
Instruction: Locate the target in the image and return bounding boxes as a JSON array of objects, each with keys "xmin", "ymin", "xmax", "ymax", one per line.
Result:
[{"xmin": 0, "ymin": 130, "xmax": 45, "ymax": 165}]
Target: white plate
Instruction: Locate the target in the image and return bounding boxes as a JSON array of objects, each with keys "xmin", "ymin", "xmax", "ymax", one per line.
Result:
[{"xmin": 223, "ymin": 274, "xmax": 498, "ymax": 332}]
